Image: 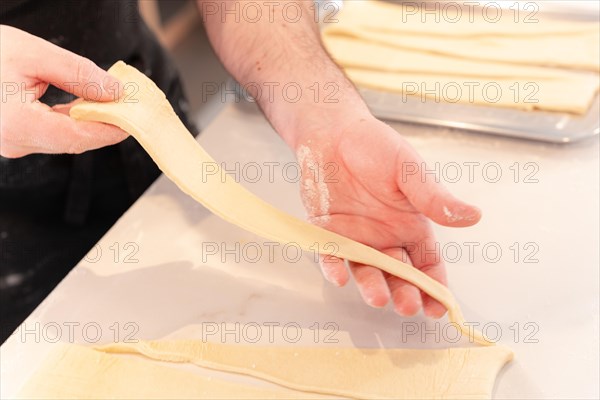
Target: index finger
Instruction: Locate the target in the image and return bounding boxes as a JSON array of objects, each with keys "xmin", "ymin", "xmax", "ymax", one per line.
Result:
[{"xmin": 24, "ymin": 31, "xmax": 121, "ymax": 101}]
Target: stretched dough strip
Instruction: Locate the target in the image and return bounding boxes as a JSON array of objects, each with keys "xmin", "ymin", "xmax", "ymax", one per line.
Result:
[
  {"xmin": 71, "ymin": 61, "xmax": 489, "ymax": 345},
  {"xmin": 97, "ymin": 340, "xmax": 514, "ymax": 400}
]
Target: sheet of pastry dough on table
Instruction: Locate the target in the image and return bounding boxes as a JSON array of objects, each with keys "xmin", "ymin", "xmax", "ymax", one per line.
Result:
[
  {"xmin": 17, "ymin": 325, "xmax": 513, "ymax": 400},
  {"xmin": 16, "ymin": 344, "xmax": 331, "ymax": 400},
  {"xmin": 96, "ymin": 338, "xmax": 513, "ymax": 399}
]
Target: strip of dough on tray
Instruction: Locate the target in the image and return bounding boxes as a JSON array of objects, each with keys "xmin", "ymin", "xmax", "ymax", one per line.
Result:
[
  {"xmin": 343, "ymin": 68, "xmax": 599, "ymax": 114},
  {"xmin": 335, "ymin": 0, "xmax": 600, "ymax": 38},
  {"xmin": 322, "ymin": 34, "xmax": 597, "ymax": 79},
  {"xmin": 323, "ymin": 25, "xmax": 600, "ymax": 72},
  {"xmin": 321, "ymin": 4, "xmax": 600, "ymax": 113}
]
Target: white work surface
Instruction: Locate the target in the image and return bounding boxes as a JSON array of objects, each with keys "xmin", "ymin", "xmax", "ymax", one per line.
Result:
[{"xmin": 1, "ymin": 101, "xmax": 599, "ymax": 399}]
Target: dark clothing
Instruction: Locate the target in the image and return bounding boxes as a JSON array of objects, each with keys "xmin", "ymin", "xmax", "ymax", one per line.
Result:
[{"xmin": 0, "ymin": 0, "xmax": 195, "ymax": 342}]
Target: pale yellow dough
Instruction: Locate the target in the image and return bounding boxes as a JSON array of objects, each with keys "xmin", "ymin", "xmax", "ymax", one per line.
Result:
[
  {"xmin": 17, "ymin": 340, "xmax": 512, "ymax": 400},
  {"xmin": 322, "ymin": 34, "xmax": 597, "ymax": 79},
  {"xmin": 17, "ymin": 344, "xmax": 325, "ymax": 399},
  {"xmin": 321, "ymin": 1, "xmax": 600, "ymax": 113},
  {"xmin": 18, "ymin": 341, "xmax": 513, "ymax": 399},
  {"xmin": 322, "ymin": 35, "xmax": 600, "ymax": 113},
  {"xmin": 344, "ymin": 68, "xmax": 599, "ymax": 114},
  {"xmin": 95, "ymin": 340, "xmax": 514, "ymax": 399},
  {"xmin": 337, "ymin": 0, "xmax": 600, "ymax": 37},
  {"xmin": 71, "ymin": 61, "xmax": 491, "ymax": 345},
  {"xmin": 324, "ymin": 25, "xmax": 600, "ymax": 72}
]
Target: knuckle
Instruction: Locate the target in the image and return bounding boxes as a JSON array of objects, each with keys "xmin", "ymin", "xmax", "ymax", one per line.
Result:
[{"xmin": 75, "ymin": 58, "xmax": 98, "ymax": 86}]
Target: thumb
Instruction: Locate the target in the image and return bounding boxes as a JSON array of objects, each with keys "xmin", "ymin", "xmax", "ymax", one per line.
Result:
[
  {"xmin": 396, "ymin": 157, "xmax": 481, "ymax": 227},
  {"xmin": 28, "ymin": 32, "xmax": 121, "ymax": 102},
  {"xmin": 53, "ymin": 101, "xmax": 129, "ymax": 144}
]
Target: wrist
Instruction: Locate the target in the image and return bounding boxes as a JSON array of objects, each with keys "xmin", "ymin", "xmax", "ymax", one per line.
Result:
[{"xmin": 269, "ymin": 91, "xmax": 373, "ymax": 150}]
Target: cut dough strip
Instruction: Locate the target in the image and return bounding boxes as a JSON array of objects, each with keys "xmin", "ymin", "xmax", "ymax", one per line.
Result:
[
  {"xmin": 321, "ymin": 34, "xmax": 600, "ymax": 113},
  {"xmin": 320, "ymin": 0, "xmax": 600, "ymax": 113},
  {"xmin": 97, "ymin": 340, "xmax": 514, "ymax": 400},
  {"xmin": 323, "ymin": 25, "xmax": 600, "ymax": 72},
  {"xmin": 335, "ymin": 1, "xmax": 600, "ymax": 37},
  {"xmin": 343, "ymin": 68, "xmax": 599, "ymax": 114},
  {"xmin": 71, "ymin": 61, "xmax": 489, "ymax": 345}
]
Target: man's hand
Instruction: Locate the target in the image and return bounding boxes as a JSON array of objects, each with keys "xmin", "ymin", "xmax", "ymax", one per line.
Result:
[
  {"xmin": 0, "ymin": 25, "xmax": 127, "ymax": 158},
  {"xmin": 199, "ymin": 0, "xmax": 481, "ymax": 315},
  {"xmin": 295, "ymin": 114, "xmax": 481, "ymax": 317}
]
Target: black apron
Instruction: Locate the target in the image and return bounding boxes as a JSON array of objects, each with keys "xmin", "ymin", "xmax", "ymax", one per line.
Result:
[{"xmin": 0, "ymin": 0, "xmax": 196, "ymax": 342}]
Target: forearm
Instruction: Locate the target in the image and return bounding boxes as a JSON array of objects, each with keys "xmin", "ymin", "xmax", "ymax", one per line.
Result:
[{"xmin": 197, "ymin": 0, "xmax": 370, "ymax": 148}]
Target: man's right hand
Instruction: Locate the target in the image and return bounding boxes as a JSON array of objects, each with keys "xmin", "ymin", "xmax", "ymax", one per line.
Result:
[{"xmin": 0, "ymin": 25, "xmax": 128, "ymax": 158}]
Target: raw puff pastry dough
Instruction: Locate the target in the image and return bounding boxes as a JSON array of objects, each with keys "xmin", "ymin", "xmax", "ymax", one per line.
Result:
[
  {"xmin": 321, "ymin": 1, "xmax": 600, "ymax": 113},
  {"xmin": 97, "ymin": 339, "xmax": 514, "ymax": 400},
  {"xmin": 17, "ymin": 341, "xmax": 513, "ymax": 399},
  {"xmin": 334, "ymin": 0, "xmax": 600, "ymax": 37},
  {"xmin": 323, "ymin": 25, "xmax": 600, "ymax": 72},
  {"xmin": 16, "ymin": 344, "xmax": 327, "ymax": 399}
]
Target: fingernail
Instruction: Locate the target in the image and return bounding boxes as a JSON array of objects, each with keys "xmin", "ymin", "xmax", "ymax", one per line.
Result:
[
  {"xmin": 327, "ymin": 277, "xmax": 343, "ymax": 287},
  {"xmin": 319, "ymin": 259, "xmax": 343, "ymax": 287},
  {"xmin": 459, "ymin": 205, "xmax": 481, "ymax": 221},
  {"xmin": 395, "ymin": 299, "xmax": 421, "ymax": 317},
  {"xmin": 327, "ymin": 274, "xmax": 344, "ymax": 287},
  {"xmin": 366, "ymin": 293, "xmax": 389, "ymax": 308}
]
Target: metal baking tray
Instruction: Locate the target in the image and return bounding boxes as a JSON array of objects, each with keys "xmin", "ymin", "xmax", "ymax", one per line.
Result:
[
  {"xmin": 360, "ymin": 88, "xmax": 600, "ymax": 143},
  {"xmin": 327, "ymin": 0, "xmax": 600, "ymax": 143}
]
